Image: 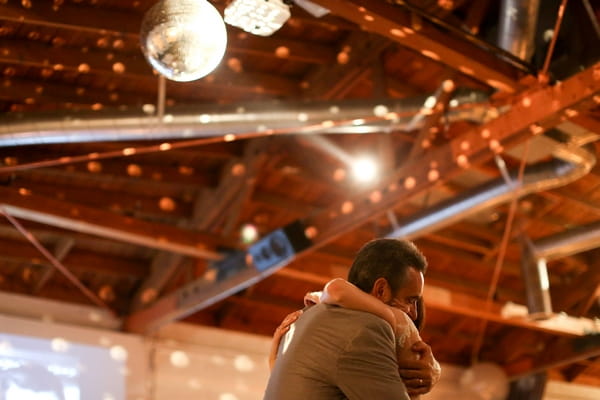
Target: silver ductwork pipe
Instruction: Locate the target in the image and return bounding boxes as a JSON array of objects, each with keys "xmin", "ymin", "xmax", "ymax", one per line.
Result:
[
  {"xmin": 521, "ymin": 236, "xmax": 553, "ymax": 319},
  {"xmin": 533, "ymin": 220, "xmax": 600, "ymax": 260},
  {"xmin": 0, "ymin": 90, "xmax": 491, "ymax": 147},
  {"xmin": 498, "ymin": 0, "xmax": 541, "ymax": 61},
  {"xmin": 386, "ymin": 144, "xmax": 596, "ymax": 240}
]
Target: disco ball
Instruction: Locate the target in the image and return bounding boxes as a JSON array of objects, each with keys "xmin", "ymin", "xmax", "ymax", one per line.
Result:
[
  {"xmin": 459, "ymin": 362, "xmax": 509, "ymax": 400},
  {"xmin": 140, "ymin": 0, "xmax": 227, "ymax": 82}
]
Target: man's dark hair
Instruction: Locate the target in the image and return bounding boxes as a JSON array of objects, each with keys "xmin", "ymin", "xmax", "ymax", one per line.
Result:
[{"xmin": 347, "ymin": 238, "xmax": 427, "ymax": 295}]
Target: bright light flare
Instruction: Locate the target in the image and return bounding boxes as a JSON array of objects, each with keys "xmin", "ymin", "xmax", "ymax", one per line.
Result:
[
  {"xmin": 240, "ymin": 223, "xmax": 259, "ymax": 244},
  {"xmin": 352, "ymin": 157, "xmax": 378, "ymax": 183}
]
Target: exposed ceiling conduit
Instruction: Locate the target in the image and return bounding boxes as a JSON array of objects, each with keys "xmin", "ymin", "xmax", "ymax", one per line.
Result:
[
  {"xmin": 0, "ymin": 90, "xmax": 492, "ymax": 147},
  {"xmin": 520, "ymin": 236, "xmax": 554, "ymax": 319},
  {"xmin": 498, "ymin": 0, "xmax": 541, "ymax": 61},
  {"xmin": 386, "ymin": 140, "xmax": 596, "ymax": 242},
  {"xmin": 533, "ymin": 220, "xmax": 600, "ymax": 260}
]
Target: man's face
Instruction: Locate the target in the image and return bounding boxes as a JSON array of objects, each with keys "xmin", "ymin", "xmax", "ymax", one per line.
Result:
[{"xmin": 389, "ymin": 267, "xmax": 424, "ymax": 322}]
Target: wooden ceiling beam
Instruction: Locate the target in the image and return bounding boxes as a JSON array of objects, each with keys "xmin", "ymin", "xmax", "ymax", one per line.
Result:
[
  {"xmin": 195, "ymin": 265, "xmax": 596, "ymax": 339},
  {"xmin": 8, "ymin": 179, "xmax": 193, "ymax": 222},
  {"xmin": 0, "ymin": 187, "xmax": 224, "ymax": 259},
  {"xmin": 0, "ymin": 252, "xmax": 145, "ymax": 282},
  {"xmin": 302, "ymin": 31, "xmax": 392, "ymax": 99},
  {"xmin": 552, "ymin": 257, "xmax": 600, "ymax": 313},
  {"xmin": 32, "ymin": 236, "xmax": 74, "ymax": 293},
  {"xmin": 130, "ymin": 252, "xmax": 187, "ymax": 312},
  {"xmin": 0, "ymin": 3, "xmax": 336, "ymax": 65},
  {"xmin": 0, "ymin": 76, "xmax": 150, "ymax": 106},
  {"xmin": 0, "ymin": 2, "xmax": 141, "ymax": 36},
  {"xmin": 406, "ymin": 77, "xmax": 457, "ymax": 160},
  {"xmin": 0, "ymin": 39, "xmax": 299, "ymax": 97},
  {"xmin": 310, "ymin": 0, "xmax": 525, "ymax": 92},
  {"xmin": 506, "ymin": 336, "xmax": 600, "ymax": 379},
  {"xmin": 19, "ymin": 158, "xmax": 216, "ymax": 190},
  {"xmin": 191, "ymin": 157, "xmax": 259, "ymax": 232},
  {"xmin": 463, "ymin": 0, "xmax": 493, "ymax": 35},
  {"xmin": 15, "ymin": 141, "xmax": 241, "ymax": 163},
  {"xmin": 12, "ymin": 167, "xmax": 209, "ymax": 201}
]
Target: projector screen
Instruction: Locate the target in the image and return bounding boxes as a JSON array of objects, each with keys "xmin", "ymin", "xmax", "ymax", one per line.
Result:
[{"xmin": 0, "ymin": 332, "xmax": 125, "ymax": 400}]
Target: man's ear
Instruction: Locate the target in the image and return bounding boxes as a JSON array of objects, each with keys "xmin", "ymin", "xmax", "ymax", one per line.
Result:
[{"xmin": 371, "ymin": 277, "xmax": 392, "ymax": 303}]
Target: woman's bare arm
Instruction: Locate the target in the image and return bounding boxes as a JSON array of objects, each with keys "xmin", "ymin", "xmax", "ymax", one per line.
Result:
[
  {"xmin": 268, "ymin": 310, "xmax": 303, "ymax": 370},
  {"xmin": 320, "ymin": 278, "xmax": 398, "ymax": 331}
]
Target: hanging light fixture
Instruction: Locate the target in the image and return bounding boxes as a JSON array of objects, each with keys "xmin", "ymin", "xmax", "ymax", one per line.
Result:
[
  {"xmin": 224, "ymin": 0, "xmax": 292, "ymax": 36},
  {"xmin": 140, "ymin": 0, "xmax": 227, "ymax": 82}
]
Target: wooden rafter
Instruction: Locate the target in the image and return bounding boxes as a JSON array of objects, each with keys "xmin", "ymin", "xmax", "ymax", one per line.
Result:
[
  {"xmin": 0, "ymin": 187, "xmax": 224, "ymax": 259},
  {"xmin": 310, "ymin": 0, "xmax": 526, "ymax": 92}
]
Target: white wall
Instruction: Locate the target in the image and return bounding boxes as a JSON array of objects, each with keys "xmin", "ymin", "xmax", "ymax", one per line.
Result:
[
  {"xmin": 0, "ymin": 292, "xmax": 598, "ymax": 400},
  {"xmin": 0, "ymin": 313, "xmax": 149, "ymax": 400}
]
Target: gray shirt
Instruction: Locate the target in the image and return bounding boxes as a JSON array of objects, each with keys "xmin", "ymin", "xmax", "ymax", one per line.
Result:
[{"xmin": 263, "ymin": 303, "xmax": 409, "ymax": 400}]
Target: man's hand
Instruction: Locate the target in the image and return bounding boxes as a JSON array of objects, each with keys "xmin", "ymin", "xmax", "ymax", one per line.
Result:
[{"xmin": 397, "ymin": 340, "xmax": 441, "ymax": 396}]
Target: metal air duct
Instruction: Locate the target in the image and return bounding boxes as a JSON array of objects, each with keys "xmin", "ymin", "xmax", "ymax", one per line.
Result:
[
  {"xmin": 0, "ymin": 90, "xmax": 491, "ymax": 147},
  {"xmin": 498, "ymin": 0, "xmax": 541, "ymax": 61},
  {"xmin": 386, "ymin": 142, "xmax": 595, "ymax": 240}
]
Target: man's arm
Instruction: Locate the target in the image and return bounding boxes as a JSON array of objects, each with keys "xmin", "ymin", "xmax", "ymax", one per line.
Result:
[
  {"xmin": 397, "ymin": 341, "xmax": 442, "ymax": 396},
  {"xmin": 336, "ymin": 316, "xmax": 410, "ymax": 400}
]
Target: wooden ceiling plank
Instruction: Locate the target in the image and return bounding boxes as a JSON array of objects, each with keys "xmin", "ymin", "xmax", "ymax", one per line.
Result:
[
  {"xmin": 0, "ymin": 2, "xmax": 142, "ymax": 36},
  {"xmin": 222, "ymin": 139, "xmax": 271, "ymax": 236},
  {"xmin": 310, "ymin": 0, "xmax": 525, "ymax": 92},
  {"xmin": 235, "ymin": 266, "xmax": 596, "ymax": 339},
  {"xmin": 0, "ymin": 187, "xmax": 223, "ymax": 260},
  {"xmin": 406, "ymin": 77, "xmax": 457, "ymax": 160},
  {"xmin": 0, "ymin": 38, "xmax": 151, "ymax": 75},
  {"xmin": 506, "ymin": 336, "xmax": 600, "ymax": 379},
  {"xmin": 553, "ymin": 257, "xmax": 600, "ymax": 313},
  {"xmin": 0, "ymin": 39, "xmax": 299, "ymax": 96},
  {"xmin": 14, "ymin": 167, "xmax": 208, "ymax": 201},
  {"xmin": 32, "ymin": 236, "xmax": 74, "ymax": 293},
  {"xmin": 463, "ymin": 0, "xmax": 493, "ymax": 35},
  {"xmin": 0, "ymin": 76, "xmax": 149, "ymax": 106},
  {"xmin": 423, "ymin": 232, "xmax": 495, "ymax": 257},
  {"xmin": 9, "ymin": 179, "xmax": 193, "ymax": 221},
  {"xmin": 0, "ymin": 3, "xmax": 336, "ymax": 65},
  {"xmin": 130, "ymin": 252, "xmax": 186, "ymax": 312},
  {"xmin": 0, "ymin": 252, "xmax": 145, "ymax": 281},
  {"xmin": 228, "ymin": 33, "xmax": 336, "ymax": 65},
  {"xmin": 302, "ymin": 31, "xmax": 392, "ymax": 99}
]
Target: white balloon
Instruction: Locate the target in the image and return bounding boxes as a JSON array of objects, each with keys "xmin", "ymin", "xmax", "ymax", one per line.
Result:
[{"xmin": 460, "ymin": 362, "xmax": 509, "ymax": 400}]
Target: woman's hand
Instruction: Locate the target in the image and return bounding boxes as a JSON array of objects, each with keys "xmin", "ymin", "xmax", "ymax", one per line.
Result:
[
  {"xmin": 303, "ymin": 291, "xmax": 322, "ymax": 306},
  {"xmin": 268, "ymin": 310, "xmax": 303, "ymax": 370},
  {"xmin": 397, "ymin": 340, "xmax": 441, "ymax": 396}
]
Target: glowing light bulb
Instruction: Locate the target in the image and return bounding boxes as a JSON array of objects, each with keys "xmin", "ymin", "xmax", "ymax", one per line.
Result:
[
  {"xmin": 352, "ymin": 157, "xmax": 378, "ymax": 183},
  {"xmin": 240, "ymin": 223, "xmax": 258, "ymax": 244}
]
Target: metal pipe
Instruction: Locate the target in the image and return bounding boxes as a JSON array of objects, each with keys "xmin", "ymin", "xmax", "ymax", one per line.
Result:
[
  {"xmin": 0, "ymin": 91, "xmax": 491, "ymax": 147},
  {"xmin": 498, "ymin": 0, "xmax": 541, "ymax": 61},
  {"xmin": 521, "ymin": 236, "xmax": 553, "ymax": 319},
  {"xmin": 533, "ymin": 220, "xmax": 600, "ymax": 260},
  {"xmin": 386, "ymin": 144, "xmax": 595, "ymax": 239}
]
